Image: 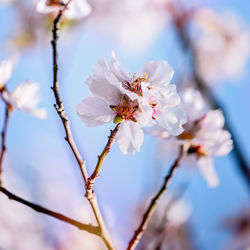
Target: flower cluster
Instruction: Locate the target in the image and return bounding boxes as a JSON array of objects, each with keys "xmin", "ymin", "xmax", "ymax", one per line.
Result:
[
  {"xmin": 76, "ymin": 52, "xmax": 186, "ymax": 154},
  {"xmin": 150, "ymin": 88, "xmax": 233, "ymax": 187},
  {"xmin": 0, "ymin": 59, "xmax": 46, "ymax": 119}
]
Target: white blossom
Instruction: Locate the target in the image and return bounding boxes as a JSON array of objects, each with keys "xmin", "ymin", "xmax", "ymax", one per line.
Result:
[
  {"xmin": 76, "ymin": 52, "xmax": 185, "ymax": 154},
  {"xmin": 150, "ymin": 88, "xmax": 233, "ymax": 187},
  {"xmin": 3, "ymin": 82, "xmax": 47, "ymax": 119},
  {"xmin": 36, "ymin": 0, "xmax": 92, "ymax": 19},
  {"xmin": 193, "ymin": 8, "xmax": 250, "ymax": 83},
  {"xmin": 0, "ymin": 59, "xmax": 13, "ymax": 90}
]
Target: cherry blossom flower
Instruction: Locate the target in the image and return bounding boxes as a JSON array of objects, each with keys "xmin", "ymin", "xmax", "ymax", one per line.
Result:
[
  {"xmin": 3, "ymin": 82, "xmax": 47, "ymax": 119},
  {"xmin": 150, "ymin": 88, "xmax": 233, "ymax": 187},
  {"xmin": 193, "ymin": 8, "xmax": 250, "ymax": 83},
  {"xmin": 76, "ymin": 52, "xmax": 186, "ymax": 154},
  {"xmin": 36, "ymin": 0, "xmax": 92, "ymax": 19},
  {"xmin": 0, "ymin": 59, "xmax": 13, "ymax": 90}
]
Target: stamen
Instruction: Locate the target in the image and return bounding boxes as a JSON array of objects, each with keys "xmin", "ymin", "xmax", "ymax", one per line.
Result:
[{"xmin": 110, "ymin": 95, "xmax": 139, "ymax": 123}]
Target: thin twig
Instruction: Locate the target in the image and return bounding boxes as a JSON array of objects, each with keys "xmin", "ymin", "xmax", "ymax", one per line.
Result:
[
  {"xmin": 50, "ymin": 8, "xmax": 115, "ymax": 250},
  {"xmin": 0, "ymin": 103, "xmax": 11, "ymax": 180},
  {"xmin": 86, "ymin": 124, "xmax": 120, "ymax": 199},
  {"xmin": 0, "ymin": 186, "xmax": 100, "ymax": 235},
  {"xmin": 127, "ymin": 145, "xmax": 188, "ymax": 250}
]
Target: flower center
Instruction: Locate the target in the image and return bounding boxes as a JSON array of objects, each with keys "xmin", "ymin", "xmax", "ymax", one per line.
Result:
[
  {"xmin": 46, "ymin": 0, "xmax": 65, "ymax": 7},
  {"xmin": 122, "ymin": 73, "xmax": 148, "ymax": 97},
  {"xmin": 110, "ymin": 95, "xmax": 139, "ymax": 123}
]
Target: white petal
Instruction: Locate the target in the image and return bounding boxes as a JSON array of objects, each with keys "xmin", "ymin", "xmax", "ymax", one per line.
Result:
[
  {"xmin": 65, "ymin": 0, "xmax": 92, "ymax": 19},
  {"xmin": 4, "ymin": 82, "xmax": 46, "ymax": 119},
  {"xmin": 181, "ymin": 88, "xmax": 207, "ymax": 121},
  {"xmin": 156, "ymin": 105, "xmax": 187, "ymax": 136},
  {"xmin": 116, "ymin": 121, "xmax": 144, "ymax": 154},
  {"xmin": 29, "ymin": 108, "xmax": 47, "ymax": 119},
  {"xmin": 201, "ymin": 110, "xmax": 225, "ymax": 129},
  {"xmin": 141, "ymin": 61, "xmax": 174, "ymax": 86},
  {"xmin": 0, "ymin": 59, "xmax": 13, "ymax": 88},
  {"xmin": 36, "ymin": 0, "xmax": 60, "ymax": 14},
  {"xmin": 135, "ymin": 104, "xmax": 154, "ymax": 127},
  {"xmin": 109, "ymin": 51, "xmax": 131, "ymax": 82},
  {"xmin": 151, "ymin": 84, "xmax": 181, "ymax": 108},
  {"xmin": 197, "ymin": 157, "xmax": 219, "ymax": 187},
  {"xmin": 76, "ymin": 96, "xmax": 114, "ymax": 127},
  {"xmin": 86, "ymin": 75, "xmax": 121, "ymax": 104}
]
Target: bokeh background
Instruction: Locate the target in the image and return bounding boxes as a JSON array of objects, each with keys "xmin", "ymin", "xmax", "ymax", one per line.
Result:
[{"xmin": 0, "ymin": 0, "xmax": 250, "ymax": 249}]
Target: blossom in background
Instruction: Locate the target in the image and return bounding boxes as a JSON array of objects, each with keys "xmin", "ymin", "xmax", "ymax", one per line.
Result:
[
  {"xmin": 150, "ymin": 88, "xmax": 233, "ymax": 187},
  {"xmin": 76, "ymin": 52, "xmax": 186, "ymax": 154},
  {"xmin": 0, "ymin": 59, "xmax": 13, "ymax": 90},
  {"xmin": 223, "ymin": 205, "xmax": 250, "ymax": 250},
  {"xmin": 193, "ymin": 8, "xmax": 250, "ymax": 83},
  {"xmin": 139, "ymin": 193, "xmax": 193, "ymax": 250},
  {"xmin": 36, "ymin": 0, "xmax": 92, "ymax": 19},
  {"xmin": 3, "ymin": 82, "xmax": 46, "ymax": 119},
  {"xmin": 0, "ymin": 171, "xmax": 53, "ymax": 250},
  {"xmin": 87, "ymin": 0, "xmax": 170, "ymax": 53}
]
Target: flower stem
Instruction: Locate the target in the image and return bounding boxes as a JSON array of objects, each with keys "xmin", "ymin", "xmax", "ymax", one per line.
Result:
[
  {"xmin": 86, "ymin": 123, "xmax": 120, "ymax": 199},
  {"xmin": 127, "ymin": 144, "xmax": 188, "ymax": 250}
]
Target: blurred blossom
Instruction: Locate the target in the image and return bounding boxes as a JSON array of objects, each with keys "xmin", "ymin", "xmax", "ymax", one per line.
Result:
[
  {"xmin": 3, "ymin": 82, "xmax": 47, "ymax": 119},
  {"xmin": 76, "ymin": 52, "xmax": 186, "ymax": 154},
  {"xmin": 223, "ymin": 205, "xmax": 250, "ymax": 250},
  {"xmin": 0, "ymin": 59, "xmax": 13, "ymax": 90},
  {"xmin": 87, "ymin": 0, "xmax": 171, "ymax": 53},
  {"xmin": 0, "ymin": 0, "xmax": 15, "ymax": 4},
  {"xmin": 36, "ymin": 0, "xmax": 92, "ymax": 19},
  {"xmin": 0, "ymin": 171, "xmax": 53, "ymax": 250},
  {"xmin": 193, "ymin": 8, "xmax": 250, "ymax": 83},
  {"xmin": 139, "ymin": 193, "xmax": 193, "ymax": 250},
  {"xmin": 149, "ymin": 88, "xmax": 233, "ymax": 187}
]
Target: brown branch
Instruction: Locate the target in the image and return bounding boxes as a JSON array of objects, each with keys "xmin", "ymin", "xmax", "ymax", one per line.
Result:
[
  {"xmin": 86, "ymin": 123, "xmax": 120, "ymax": 199},
  {"xmin": 127, "ymin": 145, "xmax": 188, "ymax": 250},
  {"xmin": 0, "ymin": 102, "xmax": 11, "ymax": 181},
  {"xmin": 0, "ymin": 186, "xmax": 100, "ymax": 235},
  {"xmin": 50, "ymin": 7, "xmax": 115, "ymax": 250}
]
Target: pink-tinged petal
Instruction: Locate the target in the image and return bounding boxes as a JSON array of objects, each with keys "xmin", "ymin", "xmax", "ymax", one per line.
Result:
[
  {"xmin": 116, "ymin": 121, "xmax": 144, "ymax": 155},
  {"xmin": 156, "ymin": 105, "xmax": 187, "ymax": 136},
  {"xmin": 76, "ymin": 96, "xmax": 114, "ymax": 127},
  {"xmin": 197, "ymin": 157, "xmax": 219, "ymax": 187},
  {"xmin": 0, "ymin": 59, "xmax": 13, "ymax": 88},
  {"xmin": 141, "ymin": 61, "xmax": 174, "ymax": 86}
]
